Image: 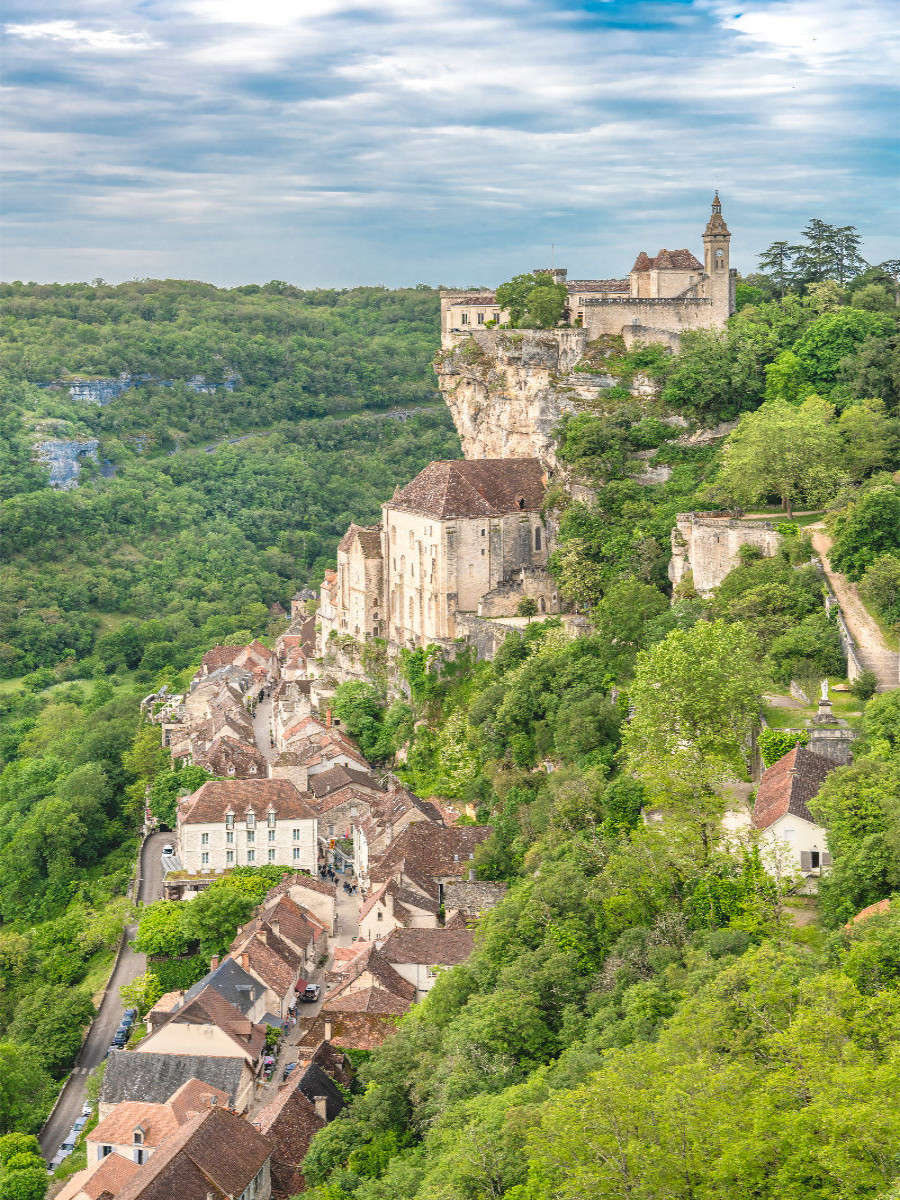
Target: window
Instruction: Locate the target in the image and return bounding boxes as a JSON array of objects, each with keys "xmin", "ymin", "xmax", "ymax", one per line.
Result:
[
  {"xmin": 267, "ymin": 810, "xmax": 276, "ymax": 828},
  {"xmin": 446, "ymin": 531, "xmax": 455, "ymax": 552},
  {"xmin": 247, "ymin": 849, "xmax": 255, "ymax": 863},
  {"xmin": 226, "ymin": 831, "xmax": 234, "ymax": 845},
  {"xmin": 534, "ymin": 527, "xmax": 542, "ymax": 551},
  {"xmin": 268, "ymin": 829, "xmax": 275, "ymax": 842},
  {"xmin": 268, "ymin": 849, "xmax": 276, "ymax": 862},
  {"xmin": 201, "ymin": 852, "xmax": 209, "ymax": 865},
  {"xmin": 225, "ymin": 813, "xmax": 234, "ymax": 830},
  {"xmin": 481, "ymin": 528, "xmax": 485, "ymax": 536},
  {"xmin": 135, "ymin": 1149, "xmax": 145, "ymax": 1165},
  {"xmin": 293, "ymin": 847, "xmax": 301, "ymax": 860},
  {"xmin": 100, "ymin": 1145, "xmax": 113, "ymax": 1159},
  {"xmin": 377, "ymin": 910, "xmax": 382, "ymax": 921},
  {"xmin": 477, "ymin": 312, "xmax": 484, "ymax": 323},
  {"xmin": 227, "ymin": 850, "xmax": 234, "ymax": 865},
  {"xmin": 810, "ymin": 850, "xmax": 821, "ymax": 869},
  {"xmin": 293, "ymin": 828, "xmax": 301, "ymax": 841},
  {"xmin": 201, "ymin": 833, "xmax": 209, "ymax": 845},
  {"xmin": 246, "ymin": 811, "xmax": 256, "ymax": 828},
  {"xmin": 481, "ymin": 548, "xmax": 485, "ymax": 556},
  {"xmin": 246, "ymin": 830, "xmax": 255, "ymax": 843},
  {"xmin": 461, "ymin": 312, "xmax": 469, "ymax": 325},
  {"xmin": 328, "ymin": 824, "xmax": 334, "ymax": 837}
]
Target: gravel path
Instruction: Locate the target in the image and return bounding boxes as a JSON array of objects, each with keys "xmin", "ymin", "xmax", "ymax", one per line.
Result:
[{"xmin": 809, "ymin": 525, "xmax": 899, "ymax": 692}]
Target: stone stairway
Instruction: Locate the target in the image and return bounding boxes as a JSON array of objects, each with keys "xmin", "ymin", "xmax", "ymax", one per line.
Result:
[{"xmin": 859, "ymin": 647, "xmax": 900, "ymax": 693}]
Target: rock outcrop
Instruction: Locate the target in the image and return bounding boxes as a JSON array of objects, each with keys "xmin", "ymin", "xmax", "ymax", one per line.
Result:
[{"xmin": 35, "ymin": 439, "xmax": 99, "ymax": 489}]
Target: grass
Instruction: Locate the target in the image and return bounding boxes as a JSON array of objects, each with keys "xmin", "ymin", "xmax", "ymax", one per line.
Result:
[
  {"xmin": 762, "ymin": 678, "xmax": 865, "ymax": 730},
  {"xmin": 81, "ymin": 945, "xmax": 120, "ymax": 1003},
  {"xmin": 743, "ymin": 511, "xmax": 825, "ymax": 528}
]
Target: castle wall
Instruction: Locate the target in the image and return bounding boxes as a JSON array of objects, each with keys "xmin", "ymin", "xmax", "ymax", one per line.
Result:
[
  {"xmin": 669, "ymin": 513, "xmax": 782, "ymax": 595},
  {"xmin": 582, "ymin": 296, "xmax": 718, "ymax": 340}
]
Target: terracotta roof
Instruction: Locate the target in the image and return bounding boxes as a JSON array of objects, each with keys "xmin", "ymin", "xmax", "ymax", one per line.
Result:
[
  {"xmin": 308, "ymin": 765, "xmax": 384, "ymax": 799},
  {"xmin": 89, "ymin": 1101, "xmax": 181, "ymax": 1149},
  {"xmin": 166, "ymin": 1077, "xmax": 231, "ymax": 1124},
  {"xmin": 372, "ymin": 823, "xmax": 493, "ymax": 885},
  {"xmin": 112, "ymin": 1106, "xmax": 271, "ymax": 1200},
  {"xmin": 752, "ymin": 745, "xmax": 836, "ymax": 830},
  {"xmin": 266, "ymin": 871, "xmax": 337, "ymax": 900},
  {"xmin": 245, "ymin": 893, "xmax": 326, "ymax": 955},
  {"xmin": 324, "ymin": 943, "xmax": 416, "ymax": 1004},
  {"xmin": 379, "ymin": 927, "xmax": 474, "ymax": 967},
  {"xmin": 256, "ymin": 1078, "xmax": 325, "ymax": 1199},
  {"xmin": 230, "ymin": 928, "xmax": 305, "ymax": 999},
  {"xmin": 323, "ymin": 986, "xmax": 413, "ymax": 1016},
  {"xmin": 193, "ymin": 735, "xmax": 267, "ymax": 778},
  {"xmin": 359, "ymin": 878, "xmax": 439, "ymax": 924},
  {"xmin": 180, "ymin": 779, "xmax": 317, "ymax": 824},
  {"xmin": 631, "ymin": 248, "xmax": 704, "ymax": 272},
  {"xmin": 388, "ymin": 459, "xmax": 545, "ymax": 519},
  {"xmin": 201, "ymin": 646, "xmax": 243, "ymax": 672},
  {"xmin": 848, "ymin": 898, "xmax": 894, "ymax": 925},
  {"xmin": 338, "ymin": 523, "xmax": 384, "ymax": 560},
  {"xmin": 56, "ymin": 1153, "xmax": 141, "ymax": 1200}
]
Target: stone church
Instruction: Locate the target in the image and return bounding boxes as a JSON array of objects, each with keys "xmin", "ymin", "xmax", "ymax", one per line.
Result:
[
  {"xmin": 318, "ymin": 459, "xmax": 559, "ymax": 653},
  {"xmin": 440, "ymin": 194, "xmax": 735, "ymax": 349}
]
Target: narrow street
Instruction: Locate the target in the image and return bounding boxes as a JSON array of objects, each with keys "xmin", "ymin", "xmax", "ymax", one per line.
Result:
[
  {"xmin": 40, "ymin": 832, "xmax": 169, "ymax": 1162},
  {"xmin": 252, "ymin": 693, "xmax": 276, "ymax": 762}
]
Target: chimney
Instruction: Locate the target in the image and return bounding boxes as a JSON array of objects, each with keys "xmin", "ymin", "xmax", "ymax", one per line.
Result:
[
  {"xmin": 324, "ymin": 1017, "xmax": 332, "ymax": 1041},
  {"xmin": 210, "ymin": 955, "xmax": 220, "ymax": 970},
  {"xmin": 240, "ymin": 953, "xmax": 248, "ymax": 969},
  {"xmin": 468, "ymin": 868, "xmax": 476, "ymax": 882},
  {"xmin": 258, "ymin": 930, "xmax": 267, "ymax": 945},
  {"xmin": 314, "ymin": 1095, "xmax": 328, "ymax": 1121}
]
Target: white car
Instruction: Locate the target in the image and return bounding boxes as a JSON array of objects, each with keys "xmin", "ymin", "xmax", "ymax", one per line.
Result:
[
  {"xmin": 161, "ymin": 844, "xmax": 174, "ymax": 856},
  {"xmin": 81, "ymin": 1102, "xmax": 93, "ymax": 1117}
]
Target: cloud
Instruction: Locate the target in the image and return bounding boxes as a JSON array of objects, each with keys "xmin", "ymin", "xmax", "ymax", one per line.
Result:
[{"xmin": 1, "ymin": 0, "xmax": 897, "ymax": 284}]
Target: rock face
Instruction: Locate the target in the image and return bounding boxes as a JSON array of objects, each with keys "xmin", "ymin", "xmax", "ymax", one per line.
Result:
[
  {"xmin": 435, "ymin": 329, "xmax": 623, "ymax": 468},
  {"xmin": 36, "ymin": 439, "xmax": 99, "ymax": 489}
]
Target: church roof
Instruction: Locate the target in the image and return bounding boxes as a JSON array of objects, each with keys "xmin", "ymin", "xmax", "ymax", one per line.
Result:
[
  {"xmin": 388, "ymin": 459, "xmax": 545, "ymax": 519},
  {"xmin": 631, "ymin": 248, "xmax": 703, "ymax": 272},
  {"xmin": 338, "ymin": 524, "xmax": 383, "ymax": 559}
]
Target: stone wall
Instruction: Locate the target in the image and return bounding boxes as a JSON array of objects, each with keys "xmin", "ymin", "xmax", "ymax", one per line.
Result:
[{"xmin": 668, "ymin": 513, "xmax": 782, "ymax": 595}]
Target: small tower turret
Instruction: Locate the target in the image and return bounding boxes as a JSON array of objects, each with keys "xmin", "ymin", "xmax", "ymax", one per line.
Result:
[{"xmin": 701, "ymin": 192, "xmax": 734, "ymax": 318}]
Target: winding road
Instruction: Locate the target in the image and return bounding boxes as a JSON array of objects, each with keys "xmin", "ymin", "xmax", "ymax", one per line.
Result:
[{"xmin": 40, "ymin": 832, "xmax": 168, "ymax": 1163}]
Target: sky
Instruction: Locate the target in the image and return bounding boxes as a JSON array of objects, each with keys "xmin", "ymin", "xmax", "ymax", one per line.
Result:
[{"xmin": 2, "ymin": 0, "xmax": 898, "ymax": 287}]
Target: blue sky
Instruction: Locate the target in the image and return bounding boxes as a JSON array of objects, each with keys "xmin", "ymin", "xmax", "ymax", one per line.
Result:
[{"xmin": 2, "ymin": 0, "xmax": 897, "ymax": 286}]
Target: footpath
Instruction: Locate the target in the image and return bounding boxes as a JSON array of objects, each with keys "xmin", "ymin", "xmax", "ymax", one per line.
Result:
[
  {"xmin": 809, "ymin": 525, "xmax": 899, "ymax": 692},
  {"xmin": 40, "ymin": 831, "xmax": 169, "ymax": 1162}
]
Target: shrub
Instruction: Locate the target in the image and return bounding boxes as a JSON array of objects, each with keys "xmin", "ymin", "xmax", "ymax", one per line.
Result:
[{"xmin": 850, "ymin": 671, "xmax": 879, "ymax": 702}]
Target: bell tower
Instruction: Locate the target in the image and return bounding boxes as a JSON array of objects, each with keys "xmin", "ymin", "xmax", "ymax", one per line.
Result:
[{"xmin": 702, "ymin": 193, "xmax": 734, "ymax": 318}]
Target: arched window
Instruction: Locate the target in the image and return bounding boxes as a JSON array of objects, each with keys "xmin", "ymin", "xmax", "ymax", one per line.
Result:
[{"xmin": 534, "ymin": 527, "xmax": 542, "ymax": 552}]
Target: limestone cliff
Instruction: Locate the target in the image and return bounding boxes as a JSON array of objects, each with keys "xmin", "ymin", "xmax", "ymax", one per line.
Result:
[{"xmin": 435, "ymin": 328, "xmax": 627, "ymax": 468}]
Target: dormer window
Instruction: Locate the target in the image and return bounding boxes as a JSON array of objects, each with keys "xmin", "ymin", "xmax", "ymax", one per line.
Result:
[
  {"xmin": 267, "ymin": 809, "xmax": 276, "ymax": 828},
  {"xmin": 246, "ymin": 811, "xmax": 256, "ymax": 828},
  {"xmin": 516, "ymin": 496, "xmax": 525, "ymax": 510},
  {"xmin": 225, "ymin": 812, "xmax": 234, "ymax": 830},
  {"xmin": 133, "ymin": 1128, "xmax": 144, "ymax": 1145}
]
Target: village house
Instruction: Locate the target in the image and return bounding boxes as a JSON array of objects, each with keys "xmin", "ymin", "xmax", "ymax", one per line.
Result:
[
  {"xmin": 319, "ymin": 942, "xmax": 417, "ymax": 1049},
  {"xmin": 176, "ymin": 778, "xmax": 318, "ymax": 875},
  {"xmin": 97, "ymin": 1105, "xmax": 272, "ymax": 1200},
  {"xmin": 135, "ymin": 985, "xmax": 268, "ymax": 1072},
  {"xmin": 752, "ymin": 744, "xmax": 835, "ymax": 885},
  {"xmin": 358, "ymin": 877, "xmax": 440, "ymax": 942},
  {"xmin": 378, "ymin": 927, "xmax": 475, "ymax": 998},
  {"xmin": 227, "ymin": 925, "xmax": 309, "ymax": 1022},
  {"xmin": 352, "ymin": 783, "xmax": 444, "ymax": 884},
  {"xmin": 147, "ymin": 957, "xmax": 269, "ymax": 1030},
  {"xmin": 55, "ymin": 1151, "xmax": 141, "ymax": 1200},
  {"xmin": 319, "ymin": 458, "xmax": 557, "ymax": 654},
  {"xmin": 100, "ymin": 1052, "xmax": 253, "ymax": 1118},
  {"xmin": 257, "ymin": 1063, "xmax": 345, "ymax": 1199},
  {"xmin": 236, "ymin": 892, "xmax": 330, "ymax": 974},
  {"xmin": 263, "ymin": 870, "xmax": 338, "ymax": 934},
  {"xmin": 443, "ymin": 879, "xmax": 508, "ymax": 927},
  {"xmin": 86, "ymin": 1078, "xmax": 230, "ymax": 1168},
  {"xmin": 369, "ymin": 822, "xmax": 494, "ymax": 903},
  {"xmin": 279, "ymin": 714, "xmax": 369, "ymax": 775}
]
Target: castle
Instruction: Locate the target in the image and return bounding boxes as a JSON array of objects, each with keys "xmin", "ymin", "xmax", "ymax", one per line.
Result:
[
  {"xmin": 321, "ymin": 196, "xmax": 736, "ymax": 655},
  {"xmin": 440, "ymin": 195, "xmax": 734, "ymax": 350}
]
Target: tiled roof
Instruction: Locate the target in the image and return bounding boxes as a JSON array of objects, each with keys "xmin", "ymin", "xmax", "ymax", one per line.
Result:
[
  {"xmin": 358, "ymin": 878, "xmax": 439, "ymax": 923},
  {"xmin": 848, "ymin": 898, "xmax": 893, "ymax": 925},
  {"xmin": 323, "ymin": 986, "xmax": 413, "ymax": 1016},
  {"xmin": 256, "ymin": 1080, "xmax": 325, "ymax": 1199},
  {"xmin": 338, "ymin": 523, "xmax": 384, "ymax": 560},
  {"xmin": 180, "ymin": 779, "xmax": 317, "ymax": 823},
  {"xmin": 372, "ymin": 823, "xmax": 493, "ymax": 885},
  {"xmin": 89, "ymin": 1101, "xmax": 180, "ymax": 1148},
  {"xmin": 752, "ymin": 745, "xmax": 836, "ymax": 830},
  {"xmin": 631, "ymin": 248, "xmax": 704, "ymax": 272},
  {"xmin": 443, "ymin": 881, "xmax": 508, "ymax": 915},
  {"xmin": 230, "ymin": 929, "xmax": 305, "ymax": 999},
  {"xmin": 265, "ymin": 871, "xmax": 337, "ymax": 901},
  {"xmin": 566, "ymin": 279, "xmax": 630, "ymax": 293},
  {"xmin": 181, "ymin": 958, "xmax": 265, "ymax": 1017},
  {"xmin": 166, "ymin": 1077, "xmax": 231, "ymax": 1124},
  {"xmin": 194, "ymin": 735, "xmax": 266, "ymax": 778},
  {"xmin": 324, "ymin": 943, "xmax": 416, "ymax": 1004},
  {"xmin": 295, "ymin": 1060, "xmax": 345, "ymax": 1123},
  {"xmin": 144, "ymin": 985, "xmax": 266, "ymax": 1059},
  {"xmin": 201, "ymin": 646, "xmax": 243, "ymax": 672},
  {"xmin": 56, "ymin": 1152, "xmax": 141, "ymax": 1200},
  {"xmin": 308, "ymin": 765, "xmax": 384, "ymax": 799},
  {"xmin": 100, "ymin": 1053, "xmax": 246, "ymax": 1109},
  {"xmin": 112, "ymin": 1107, "xmax": 270, "ymax": 1200},
  {"xmin": 379, "ymin": 927, "xmax": 474, "ymax": 967},
  {"xmin": 388, "ymin": 459, "xmax": 546, "ymax": 519}
]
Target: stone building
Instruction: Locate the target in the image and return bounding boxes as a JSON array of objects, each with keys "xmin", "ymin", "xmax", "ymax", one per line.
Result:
[
  {"xmin": 668, "ymin": 512, "xmax": 782, "ymax": 595},
  {"xmin": 320, "ymin": 458, "xmax": 557, "ymax": 654},
  {"xmin": 440, "ymin": 195, "xmax": 735, "ymax": 348}
]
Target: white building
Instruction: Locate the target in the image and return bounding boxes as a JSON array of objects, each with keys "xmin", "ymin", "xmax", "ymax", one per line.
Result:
[
  {"xmin": 752, "ymin": 744, "xmax": 835, "ymax": 885},
  {"xmin": 177, "ymin": 779, "xmax": 318, "ymax": 875}
]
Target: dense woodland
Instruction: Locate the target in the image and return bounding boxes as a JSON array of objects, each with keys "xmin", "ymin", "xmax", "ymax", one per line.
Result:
[{"xmin": 1, "ymin": 250, "xmax": 900, "ymax": 1198}]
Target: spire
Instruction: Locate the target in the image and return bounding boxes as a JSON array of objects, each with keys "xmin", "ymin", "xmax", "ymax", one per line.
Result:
[
  {"xmin": 712, "ymin": 191, "xmax": 721, "ymax": 215},
  {"xmin": 704, "ymin": 192, "xmax": 729, "ymax": 237}
]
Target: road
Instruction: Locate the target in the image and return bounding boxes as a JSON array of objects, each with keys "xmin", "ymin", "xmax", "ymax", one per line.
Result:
[{"xmin": 40, "ymin": 831, "xmax": 168, "ymax": 1162}]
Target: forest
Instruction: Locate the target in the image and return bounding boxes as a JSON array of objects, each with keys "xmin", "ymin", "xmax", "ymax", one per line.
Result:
[{"xmin": 0, "ymin": 249, "xmax": 899, "ymax": 1198}]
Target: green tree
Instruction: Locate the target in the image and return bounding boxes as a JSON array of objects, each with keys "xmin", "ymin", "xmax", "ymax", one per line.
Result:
[
  {"xmin": 792, "ymin": 308, "xmax": 895, "ymax": 389},
  {"xmin": 0, "ymin": 1166, "xmax": 48, "ymax": 1200},
  {"xmin": 830, "ymin": 485, "xmax": 900, "ymax": 578},
  {"xmin": 331, "ymin": 681, "xmax": 385, "ymax": 761},
  {"xmin": 132, "ymin": 901, "xmax": 191, "ymax": 958},
  {"xmin": 764, "ymin": 350, "xmax": 811, "ymax": 404},
  {"xmin": 8, "ymin": 986, "xmax": 95, "ymax": 1077},
  {"xmin": 516, "ymin": 597, "xmax": 538, "ymax": 623},
  {"xmin": 178, "ymin": 886, "xmax": 254, "ymax": 958},
  {"xmin": 860, "ymin": 553, "xmax": 900, "ymax": 627},
  {"xmin": 715, "ymin": 397, "xmax": 842, "ymax": 516},
  {"xmin": 757, "ymin": 239, "xmax": 794, "ymax": 299},
  {"xmin": 0, "ymin": 1139, "xmax": 40, "ymax": 1169},
  {"xmin": 0, "ymin": 1046, "xmax": 54, "ymax": 1136},
  {"xmin": 757, "ymin": 727, "xmax": 809, "ymax": 769},
  {"xmin": 525, "ymin": 284, "xmax": 567, "ymax": 328},
  {"xmin": 624, "ymin": 620, "xmax": 765, "ymax": 834},
  {"xmin": 119, "ymin": 971, "xmax": 163, "ymax": 1016}
]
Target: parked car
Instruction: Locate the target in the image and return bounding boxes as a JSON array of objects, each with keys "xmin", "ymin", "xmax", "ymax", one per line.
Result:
[
  {"xmin": 282, "ymin": 1061, "xmax": 299, "ymax": 1082},
  {"xmin": 121, "ymin": 1009, "xmax": 137, "ymax": 1028},
  {"xmin": 162, "ymin": 844, "xmax": 174, "ymax": 856},
  {"xmin": 299, "ymin": 984, "xmax": 321, "ymax": 1004},
  {"xmin": 49, "ymin": 1150, "xmax": 70, "ymax": 1170},
  {"xmin": 81, "ymin": 1102, "xmax": 93, "ymax": 1117},
  {"xmin": 112, "ymin": 1027, "xmax": 129, "ymax": 1048},
  {"xmin": 72, "ymin": 1116, "xmax": 87, "ymax": 1133},
  {"xmin": 60, "ymin": 1135, "xmax": 77, "ymax": 1154}
]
